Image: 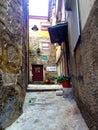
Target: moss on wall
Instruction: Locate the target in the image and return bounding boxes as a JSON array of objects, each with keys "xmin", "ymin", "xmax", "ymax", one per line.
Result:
[{"xmin": 0, "ymin": 0, "xmax": 28, "ymax": 129}]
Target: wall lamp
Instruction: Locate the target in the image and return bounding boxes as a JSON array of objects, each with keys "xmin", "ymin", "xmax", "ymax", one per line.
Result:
[{"xmin": 31, "ymin": 25, "xmax": 39, "ymax": 31}]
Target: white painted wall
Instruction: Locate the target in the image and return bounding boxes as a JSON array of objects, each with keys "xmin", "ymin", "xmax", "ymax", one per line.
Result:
[
  {"xmin": 66, "ymin": 0, "xmax": 80, "ymax": 51},
  {"xmin": 79, "ymin": 0, "xmax": 95, "ymax": 30}
]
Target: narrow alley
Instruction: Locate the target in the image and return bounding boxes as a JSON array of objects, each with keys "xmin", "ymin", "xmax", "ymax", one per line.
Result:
[
  {"xmin": 0, "ymin": 0, "xmax": 98, "ymax": 130},
  {"xmin": 6, "ymin": 85, "xmax": 89, "ymax": 130}
]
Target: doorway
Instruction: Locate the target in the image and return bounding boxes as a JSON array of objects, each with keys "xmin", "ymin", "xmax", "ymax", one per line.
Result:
[{"xmin": 32, "ymin": 65, "xmax": 43, "ymax": 82}]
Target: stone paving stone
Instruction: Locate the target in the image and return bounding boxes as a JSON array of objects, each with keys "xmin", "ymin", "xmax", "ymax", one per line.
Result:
[
  {"xmin": 27, "ymin": 84, "xmax": 62, "ymax": 91},
  {"xmin": 6, "ymin": 88, "xmax": 89, "ymax": 130}
]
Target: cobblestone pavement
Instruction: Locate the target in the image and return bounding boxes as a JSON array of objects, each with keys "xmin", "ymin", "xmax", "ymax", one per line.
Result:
[{"xmin": 6, "ymin": 85, "xmax": 89, "ymax": 130}]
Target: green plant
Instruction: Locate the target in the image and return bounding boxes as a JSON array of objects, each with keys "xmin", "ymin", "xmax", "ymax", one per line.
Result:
[
  {"xmin": 55, "ymin": 75, "xmax": 70, "ymax": 84},
  {"xmin": 29, "ymin": 46, "xmax": 33, "ymax": 52},
  {"xmin": 36, "ymin": 47, "xmax": 40, "ymax": 53}
]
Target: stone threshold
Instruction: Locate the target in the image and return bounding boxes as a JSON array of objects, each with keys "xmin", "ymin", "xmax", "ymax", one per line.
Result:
[{"xmin": 26, "ymin": 88, "xmax": 63, "ymax": 92}]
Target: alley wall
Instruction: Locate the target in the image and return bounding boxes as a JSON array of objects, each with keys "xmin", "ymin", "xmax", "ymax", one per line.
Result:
[
  {"xmin": 0, "ymin": 0, "xmax": 28, "ymax": 129},
  {"xmin": 69, "ymin": 1, "xmax": 98, "ymax": 129}
]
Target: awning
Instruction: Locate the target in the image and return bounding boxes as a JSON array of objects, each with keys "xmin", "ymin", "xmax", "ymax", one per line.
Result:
[{"xmin": 48, "ymin": 23, "xmax": 68, "ymax": 45}]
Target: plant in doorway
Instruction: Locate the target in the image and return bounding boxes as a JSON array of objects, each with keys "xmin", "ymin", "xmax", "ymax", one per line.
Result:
[{"xmin": 55, "ymin": 75, "xmax": 71, "ymax": 88}]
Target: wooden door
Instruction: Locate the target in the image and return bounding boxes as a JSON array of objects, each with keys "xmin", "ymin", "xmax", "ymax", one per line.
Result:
[{"xmin": 32, "ymin": 65, "xmax": 43, "ymax": 81}]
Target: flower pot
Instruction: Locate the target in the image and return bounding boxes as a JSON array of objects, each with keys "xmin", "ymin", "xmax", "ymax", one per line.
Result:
[
  {"xmin": 61, "ymin": 80, "xmax": 70, "ymax": 88},
  {"xmin": 45, "ymin": 79, "xmax": 50, "ymax": 84},
  {"xmin": 37, "ymin": 50, "xmax": 40, "ymax": 53}
]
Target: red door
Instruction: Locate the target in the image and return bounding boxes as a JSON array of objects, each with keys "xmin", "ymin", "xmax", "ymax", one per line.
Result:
[{"xmin": 32, "ymin": 65, "xmax": 43, "ymax": 81}]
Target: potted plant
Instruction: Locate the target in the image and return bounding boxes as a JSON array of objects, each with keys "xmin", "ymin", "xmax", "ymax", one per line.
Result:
[
  {"xmin": 36, "ymin": 47, "xmax": 40, "ymax": 53},
  {"xmin": 56, "ymin": 75, "xmax": 70, "ymax": 88},
  {"xmin": 45, "ymin": 73, "xmax": 50, "ymax": 84},
  {"xmin": 45, "ymin": 76, "xmax": 55, "ymax": 84},
  {"xmin": 45, "ymin": 79, "xmax": 50, "ymax": 84}
]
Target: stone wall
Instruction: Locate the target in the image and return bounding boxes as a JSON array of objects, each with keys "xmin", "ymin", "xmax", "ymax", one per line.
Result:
[
  {"xmin": 69, "ymin": 1, "xmax": 98, "ymax": 129},
  {"xmin": 0, "ymin": 0, "xmax": 28, "ymax": 129},
  {"xmin": 29, "ymin": 36, "xmax": 57, "ymax": 83}
]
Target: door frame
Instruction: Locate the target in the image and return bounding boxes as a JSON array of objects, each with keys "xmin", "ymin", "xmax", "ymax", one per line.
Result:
[{"xmin": 32, "ymin": 64, "xmax": 43, "ymax": 82}]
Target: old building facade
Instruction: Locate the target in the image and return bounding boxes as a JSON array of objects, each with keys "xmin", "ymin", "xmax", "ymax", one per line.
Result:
[
  {"xmin": 68, "ymin": 1, "xmax": 98, "ymax": 129},
  {"xmin": 29, "ymin": 16, "xmax": 57, "ymax": 83},
  {"xmin": 48, "ymin": 0, "xmax": 69, "ymax": 77},
  {"xmin": 48, "ymin": 0, "xmax": 98, "ymax": 129}
]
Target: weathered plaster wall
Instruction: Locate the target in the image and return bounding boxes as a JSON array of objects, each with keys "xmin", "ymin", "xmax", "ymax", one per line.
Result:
[
  {"xmin": 0, "ymin": 0, "xmax": 28, "ymax": 129},
  {"xmin": 69, "ymin": 1, "xmax": 98, "ymax": 129},
  {"xmin": 79, "ymin": 0, "xmax": 96, "ymax": 30}
]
